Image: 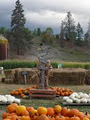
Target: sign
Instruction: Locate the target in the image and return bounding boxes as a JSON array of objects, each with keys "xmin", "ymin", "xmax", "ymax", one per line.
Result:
[
  {"xmin": 58, "ymin": 63, "xmax": 62, "ymax": 69},
  {"xmin": 21, "ymin": 71, "xmax": 28, "ymax": 76}
]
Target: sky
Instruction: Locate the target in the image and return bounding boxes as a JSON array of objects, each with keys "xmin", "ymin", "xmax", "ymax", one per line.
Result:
[{"xmin": 0, "ymin": 0, "xmax": 90, "ymax": 34}]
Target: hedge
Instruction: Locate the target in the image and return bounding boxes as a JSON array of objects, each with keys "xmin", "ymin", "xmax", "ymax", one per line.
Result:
[{"xmin": 0, "ymin": 60, "xmax": 90, "ymax": 69}]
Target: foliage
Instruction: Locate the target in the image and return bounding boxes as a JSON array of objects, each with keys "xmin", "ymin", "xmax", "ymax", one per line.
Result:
[
  {"xmin": 63, "ymin": 12, "xmax": 76, "ymax": 43},
  {"xmin": 37, "ymin": 28, "xmax": 42, "ymax": 36},
  {"xmin": 0, "ymin": 60, "xmax": 90, "ymax": 69},
  {"xmin": 42, "ymin": 27, "xmax": 54, "ymax": 44},
  {"xmin": 0, "ymin": 60, "xmax": 37, "ymax": 69},
  {"xmin": 76, "ymin": 23, "xmax": 84, "ymax": 46},
  {"xmin": 11, "ymin": 0, "xmax": 26, "ymax": 55},
  {"xmin": 0, "ymin": 26, "xmax": 6, "ymax": 35}
]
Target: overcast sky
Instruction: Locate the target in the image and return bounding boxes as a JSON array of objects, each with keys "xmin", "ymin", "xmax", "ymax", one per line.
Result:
[{"xmin": 0, "ymin": 0, "xmax": 90, "ymax": 34}]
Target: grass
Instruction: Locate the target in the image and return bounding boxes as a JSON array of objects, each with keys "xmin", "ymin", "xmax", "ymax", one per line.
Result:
[{"xmin": 0, "ymin": 83, "xmax": 90, "ymax": 119}]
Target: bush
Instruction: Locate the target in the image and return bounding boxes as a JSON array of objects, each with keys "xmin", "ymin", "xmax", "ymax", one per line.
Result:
[
  {"xmin": 0, "ymin": 60, "xmax": 37, "ymax": 69},
  {"xmin": 0, "ymin": 60, "xmax": 90, "ymax": 69}
]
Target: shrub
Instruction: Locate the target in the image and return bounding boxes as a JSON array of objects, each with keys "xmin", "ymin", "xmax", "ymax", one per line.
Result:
[{"xmin": 0, "ymin": 60, "xmax": 90, "ymax": 69}]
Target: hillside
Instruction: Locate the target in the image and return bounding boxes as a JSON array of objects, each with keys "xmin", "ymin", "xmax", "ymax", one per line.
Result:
[{"xmin": 10, "ymin": 37, "xmax": 90, "ymax": 62}]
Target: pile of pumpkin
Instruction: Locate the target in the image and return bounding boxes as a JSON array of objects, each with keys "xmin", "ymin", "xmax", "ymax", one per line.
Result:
[
  {"xmin": 10, "ymin": 85, "xmax": 74, "ymax": 98},
  {"xmin": 2, "ymin": 103, "xmax": 90, "ymax": 120}
]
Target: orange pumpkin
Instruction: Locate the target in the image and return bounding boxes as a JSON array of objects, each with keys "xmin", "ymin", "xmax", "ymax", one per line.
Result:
[
  {"xmin": 68, "ymin": 109, "xmax": 80, "ymax": 117},
  {"xmin": 11, "ymin": 103, "xmax": 19, "ymax": 109},
  {"xmin": 47, "ymin": 107, "xmax": 55, "ymax": 116},
  {"xmin": 54, "ymin": 105, "xmax": 62, "ymax": 114},
  {"xmin": 21, "ymin": 116, "xmax": 31, "ymax": 120},
  {"xmin": 70, "ymin": 116, "xmax": 80, "ymax": 120},
  {"xmin": 26, "ymin": 106, "xmax": 34, "ymax": 112},
  {"xmin": 49, "ymin": 116, "xmax": 55, "ymax": 120},
  {"xmin": 77, "ymin": 112, "xmax": 84, "ymax": 120},
  {"xmin": 30, "ymin": 109, "xmax": 37, "ymax": 117},
  {"xmin": 7, "ymin": 105, "xmax": 16, "ymax": 113},
  {"xmin": 82, "ymin": 117, "xmax": 89, "ymax": 120},
  {"xmin": 2, "ymin": 113, "xmax": 10, "ymax": 119},
  {"xmin": 10, "ymin": 115, "xmax": 18, "ymax": 120},
  {"xmin": 39, "ymin": 114, "xmax": 49, "ymax": 120},
  {"xmin": 21, "ymin": 110, "xmax": 29, "ymax": 116},
  {"xmin": 61, "ymin": 107, "xmax": 70, "ymax": 117},
  {"xmin": 37, "ymin": 107, "xmax": 47, "ymax": 115},
  {"xmin": 16, "ymin": 105, "xmax": 26, "ymax": 115}
]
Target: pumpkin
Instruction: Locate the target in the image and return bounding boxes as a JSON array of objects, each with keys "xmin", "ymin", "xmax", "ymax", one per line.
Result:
[
  {"xmin": 37, "ymin": 107, "xmax": 47, "ymax": 115},
  {"xmin": 82, "ymin": 117, "xmax": 89, "ymax": 120},
  {"xmin": 68, "ymin": 109, "xmax": 80, "ymax": 117},
  {"xmin": 26, "ymin": 106, "xmax": 34, "ymax": 112},
  {"xmin": 21, "ymin": 110, "xmax": 29, "ymax": 116},
  {"xmin": 10, "ymin": 115, "xmax": 18, "ymax": 120},
  {"xmin": 16, "ymin": 105, "xmax": 26, "ymax": 115},
  {"xmin": 49, "ymin": 116, "xmax": 55, "ymax": 120},
  {"xmin": 2, "ymin": 113, "xmax": 10, "ymax": 119},
  {"xmin": 47, "ymin": 107, "xmax": 55, "ymax": 116},
  {"xmin": 11, "ymin": 103, "xmax": 19, "ymax": 109},
  {"xmin": 61, "ymin": 107, "xmax": 70, "ymax": 116},
  {"xmin": 7, "ymin": 104, "xmax": 16, "ymax": 113},
  {"xmin": 39, "ymin": 114, "xmax": 49, "ymax": 120},
  {"xmin": 54, "ymin": 105, "xmax": 62, "ymax": 114},
  {"xmin": 70, "ymin": 116, "xmax": 80, "ymax": 120},
  {"xmin": 30, "ymin": 109, "xmax": 37, "ymax": 117},
  {"xmin": 77, "ymin": 112, "xmax": 84, "ymax": 120},
  {"xmin": 21, "ymin": 116, "xmax": 31, "ymax": 120},
  {"xmin": 55, "ymin": 115, "xmax": 65, "ymax": 120}
]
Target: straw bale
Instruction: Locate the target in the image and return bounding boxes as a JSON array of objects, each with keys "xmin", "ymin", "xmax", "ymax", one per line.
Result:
[
  {"xmin": 4, "ymin": 69, "xmax": 15, "ymax": 83},
  {"xmin": 4, "ymin": 68, "xmax": 89, "ymax": 85},
  {"xmin": 85, "ymin": 70, "xmax": 90, "ymax": 84},
  {"xmin": 49, "ymin": 68, "xmax": 87, "ymax": 85},
  {"xmin": 13, "ymin": 68, "xmax": 38, "ymax": 84}
]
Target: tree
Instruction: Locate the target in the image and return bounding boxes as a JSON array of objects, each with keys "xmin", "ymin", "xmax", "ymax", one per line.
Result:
[
  {"xmin": 84, "ymin": 21, "xmax": 90, "ymax": 48},
  {"xmin": 42, "ymin": 27, "xmax": 54, "ymax": 44},
  {"xmin": 60, "ymin": 21, "xmax": 65, "ymax": 47},
  {"xmin": 37, "ymin": 28, "xmax": 41, "ymax": 36},
  {"xmin": 76, "ymin": 22, "xmax": 83, "ymax": 46},
  {"xmin": 45, "ymin": 27, "xmax": 54, "ymax": 36},
  {"xmin": 11, "ymin": 0, "xmax": 26, "ymax": 55},
  {"xmin": 63, "ymin": 12, "xmax": 76, "ymax": 45},
  {"xmin": 0, "ymin": 27, "xmax": 6, "ymax": 35}
]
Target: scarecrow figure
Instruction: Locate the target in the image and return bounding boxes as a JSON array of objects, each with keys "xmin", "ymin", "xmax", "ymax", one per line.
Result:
[{"xmin": 36, "ymin": 59, "xmax": 52, "ymax": 89}]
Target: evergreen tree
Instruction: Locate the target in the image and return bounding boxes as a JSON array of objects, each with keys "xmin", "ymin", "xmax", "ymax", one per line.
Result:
[
  {"xmin": 11, "ymin": 0, "xmax": 26, "ymax": 55},
  {"xmin": 60, "ymin": 21, "xmax": 65, "ymax": 47},
  {"xmin": 76, "ymin": 22, "xmax": 83, "ymax": 46},
  {"xmin": 37, "ymin": 28, "xmax": 41, "ymax": 36},
  {"xmin": 63, "ymin": 12, "xmax": 76, "ymax": 45},
  {"xmin": 84, "ymin": 21, "xmax": 90, "ymax": 48},
  {"xmin": 0, "ymin": 27, "xmax": 6, "ymax": 35}
]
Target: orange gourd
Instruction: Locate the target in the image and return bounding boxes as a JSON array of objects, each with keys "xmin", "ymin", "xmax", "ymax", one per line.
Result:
[
  {"xmin": 47, "ymin": 107, "xmax": 55, "ymax": 116},
  {"xmin": 37, "ymin": 107, "xmax": 47, "ymax": 115},
  {"xmin": 21, "ymin": 110, "xmax": 29, "ymax": 116},
  {"xmin": 61, "ymin": 107, "xmax": 70, "ymax": 117},
  {"xmin": 7, "ymin": 105, "xmax": 16, "ymax": 113},
  {"xmin": 54, "ymin": 105, "xmax": 62, "ymax": 114},
  {"xmin": 39, "ymin": 114, "xmax": 49, "ymax": 120},
  {"xmin": 21, "ymin": 116, "xmax": 31, "ymax": 120},
  {"xmin": 16, "ymin": 105, "xmax": 26, "ymax": 115}
]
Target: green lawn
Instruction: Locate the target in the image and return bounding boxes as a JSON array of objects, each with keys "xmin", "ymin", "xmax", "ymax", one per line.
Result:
[{"xmin": 0, "ymin": 83, "xmax": 90, "ymax": 119}]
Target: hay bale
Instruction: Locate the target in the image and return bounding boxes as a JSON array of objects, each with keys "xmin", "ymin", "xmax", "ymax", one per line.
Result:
[
  {"xmin": 85, "ymin": 70, "xmax": 90, "ymax": 84},
  {"xmin": 4, "ymin": 69, "xmax": 15, "ymax": 83},
  {"xmin": 4, "ymin": 68, "xmax": 88, "ymax": 85},
  {"xmin": 49, "ymin": 68, "xmax": 87, "ymax": 85},
  {"xmin": 13, "ymin": 68, "xmax": 38, "ymax": 84}
]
